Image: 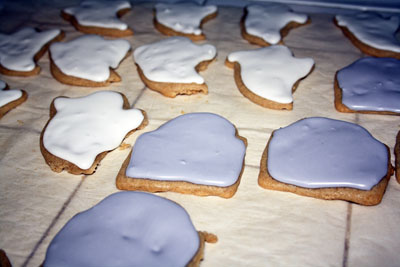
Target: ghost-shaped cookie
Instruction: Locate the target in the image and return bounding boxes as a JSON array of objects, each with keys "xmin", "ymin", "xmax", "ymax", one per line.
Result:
[
  {"xmin": 62, "ymin": 0, "xmax": 133, "ymax": 37},
  {"xmin": 226, "ymin": 45, "xmax": 314, "ymax": 110},
  {"xmin": 49, "ymin": 35, "xmax": 131, "ymax": 87},
  {"xmin": 0, "ymin": 80, "xmax": 27, "ymax": 119},
  {"xmin": 0, "ymin": 27, "xmax": 63, "ymax": 76},
  {"xmin": 40, "ymin": 91, "xmax": 147, "ymax": 175},
  {"xmin": 133, "ymin": 37, "xmax": 217, "ymax": 97},
  {"xmin": 117, "ymin": 113, "xmax": 247, "ymax": 198}
]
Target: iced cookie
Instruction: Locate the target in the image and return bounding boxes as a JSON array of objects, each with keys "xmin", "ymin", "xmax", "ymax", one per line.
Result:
[
  {"xmin": 241, "ymin": 4, "xmax": 309, "ymax": 46},
  {"xmin": 117, "ymin": 113, "xmax": 247, "ymax": 198},
  {"xmin": 335, "ymin": 57, "xmax": 400, "ymax": 115},
  {"xmin": 0, "ymin": 27, "xmax": 64, "ymax": 76},
  {"xmin": 226, "ymin": 45, "xmax": 314, "ymax": 110},
  {"xmin": 44, "ymin": 191, "xmax": 217, "ymax": 267},
  {"xmin": 395, "ymin": 131, "xmax": 400, "ymax": 183},
  {"xmin": 0, "ymin": 80, "xmax": 27, "ymax": 119},
  {"xmin": 258, "ymin": 117, "xmax": 393, "ymax": 206},
  {"xmin": 62, "ymin": 0, "xmax": 133, "ymax": 37},
  {"xmin": 154, "ymin": 3, "xmax": 217, "ymax": 41},
  {"xmin": 40, "ymin": 91, "xmax": 147, "ymax": 175},
  {"xmin": 49, "ymin": 35, "xmax": 131, "ymax": 87},
  {"xmin": 134, "ymin": 37, "xmax": 216, "ymax": 97},
  {"xmin": 334, "ymin": 12, "xmax": 400, "ymax": 59}
]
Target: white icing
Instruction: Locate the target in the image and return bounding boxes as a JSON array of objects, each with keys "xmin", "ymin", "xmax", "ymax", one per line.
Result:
[
  {"xmin": 155, "ymin": 3, "xmax": 217, "ymax": 35},
  {"xmin": 44, "ymin": 191, "xmax": 200, "ymax": 267},
  {"xmin": 337, "ymin": 57, "xmax": 400, "ymax": 113},
  {"xmin": 50, "ymin": 35, "xmax": 130, "ymax": 82},
  {"xmin": 245, "ymin": 4, "xmax": 308, "ymax": 45},
  {"xmin": 43, "ymin": 91, "xmax": 144, "ymax": 170},
  {"xmin": 63, "ymin": 0, "xmax": 131, "ymax": 30},
  {"xmin": 126, "ymin": 113, "xmax": 246, "ymax": 187},
  {"xmin": 0, "ymin": 80, "xmax": 22, "ymax": 108},
  {"xmin": 336, "ymin": 12, "xmax": 400, "ymax": 53},
  {"xmin": 134, "ymin": 37, "xmax": 216, "ymax": 84},
  {"xmin": 268, "ymin": 117, "xmax": 388, "ymax": 190},
  {"xmin": 0, "ymin": 27, "xmax": 61, "ymax": 72},
  {"xmin": 228, "ymin": 45, "xmax": 314, "ymax": 104}
]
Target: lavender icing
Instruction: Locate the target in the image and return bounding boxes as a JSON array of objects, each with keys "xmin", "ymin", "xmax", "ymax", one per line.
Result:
[
  {"xmin": 126, "ymin": 113, "xmax": 246, "ymax": 187},
  {"xmin": 337, "ymin": 57, "xmax": 400, "ymax": 113},
  {"xmin": 267, "ymin": 117, "xmax": 388, "ymax": 190},
  {"xmin": 44, "ymin": 191, "xmax": 200, "ymax": 267}
]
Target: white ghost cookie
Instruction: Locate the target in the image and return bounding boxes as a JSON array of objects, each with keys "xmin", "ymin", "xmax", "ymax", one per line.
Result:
[
  {"xmin": 40, "ymin": 91, "xmax": 147, "ymax": 175},
  {"xmin": 0, "ymin": 80, "xmax": 27, "ymax": 119}
]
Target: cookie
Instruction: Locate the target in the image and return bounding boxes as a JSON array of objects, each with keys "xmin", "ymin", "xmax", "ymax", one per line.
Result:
[
  {"xmin": 44, "ymin": 191, "xmax": 217, "ymax": 267},
  {"xmin": 0, "ymin": 80, "xmax": 28, "ymax": 119},
  {"xmin": 241, "ymin": 4, "xmax": 310, "ymax": 46},
  {"xmin": 133, "ymin": 37, "xmax": 216, "ymax": 97},
  {"xmin": 116, "ymin": 113, "xmax": 247, "ymax": 198},
  {"xmin": 61, "ymin": 0, "xmax": 133, "ymax": 37},
  {"xmin": 40, "ymin": 91, "xmax": 147, "ymax": 175},
  {"xmin": 334, "ymin": 12, "xmax": 400, "ymax": 59},
  {"xmin": 226, "ymin": 45, "xmax": 314, "ymax": 110},
  {"xmin": 154, "ymin": 3, "xmax": 217, "ymax": 41},
  {"xmin": 258, "ymin": 117, "xmax": 393, "ymax": 206},
  {"xmin": 395, "ymin": 131, "xmax": 400, "ymax": 183},
  {"xmin": 0, "ymin": 27, "xmax": 64, "ymax": 76},
  {"xmin": 49, "ymin": 35, "xmax": 131, "ymax": 87},
  {"xmin": 335, "ymin": 57, "xmax": 400, "ymax": 115},
  {"xmin": 0, "ymin": 249, "xmax": 11, "ymax": 267}
]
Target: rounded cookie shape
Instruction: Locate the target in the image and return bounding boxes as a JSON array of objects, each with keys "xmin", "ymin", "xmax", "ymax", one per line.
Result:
[
  {"xmin": 226, "ymin": 45, "xmax": 314, "ymax": 109},
  {"xmin": 62, "ymin": 0, "xmax": 133, "ymax": 37},
  {"xmin": 44, "ymin": 191, "xmax": 200, "ymax": 267},
  {"xmin": 336, "ymin": 57, "xmax": 400, "ymax": 114},
  {"xmin": 154, "ymin": 3, "xmax": 217, "ymax": 40},
  {"xmin": 0, "ymin": 27, "xmax": 63, "ymax": 76},
  {"xmin": 335, "ymin": 12, "xmax": 400, "ymax": 58},
  {"xmin": 0, "ymin": 80, "xmax": 28, "ymax": 119},
  {"xmin": 243, "ymin": 3, "xmax": 309, "ymax": 46},
  {"xmin": 41, "ymin": 91, "xmax": 146, "ymax": 173},
  {"xmin": 267, "ymin": 117, "xmax": 388, "ymax": 190},
  {"xmin": 50, "ymin": 35, "xmax": 131, "ymax": 85}
]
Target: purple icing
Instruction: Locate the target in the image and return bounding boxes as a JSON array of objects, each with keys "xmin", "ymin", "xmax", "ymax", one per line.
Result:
[
  {"xmin": 126, "ymin": 113, "xmax": 246, "ymax": 187},
  {"xmin": 267, "ymin": 117, "xmax": 388, "ymax": 190},
  {"xmin": 44, "ymin": 191, "xmax": 199, "ymax": 267},
  {"xmin": 337, "ymin": 57, "xmax": 400, "ymax": 113}
]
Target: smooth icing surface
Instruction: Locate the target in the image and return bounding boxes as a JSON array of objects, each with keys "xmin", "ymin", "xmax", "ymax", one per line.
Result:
[
  {"xmin": 126, "ymin": 113, "xmax": 246, "ymax": 187},
  {"xmin": 0, "ymin": 80, "xmax": 22, "ymax": 107},
  {"xmin": 63, "ymin": 0, "xmax": 131, "ymax": 30},
  {"xmin": 337, "ymin": 57, "xmax": 400, "ymax": 113},
  {"xmin": 0, "ymin": 27, "xmax": 61, "ymax": 71},
  {"xmin": 43, "ymin": 91, "xmax": 144, "ymax": 170},
  {"xmin": 134, "ymin": 37, "xmax": 216, "ymax": 84},
  {"xmin": 336, "ymin": 12, "xmax": 400, "ymax": 53},
  {"xmin": 44, "ymin": 191, "xmax": 199, "ymax": 267},
  {"xmin": 228, "ymin": 45, "xmax": 314, "ymax": 104},
  {"xmin": 267, "ymin": 117, "xmax": 388, "ymax": 190},
  {"xmin": 155, "ymin": 3, "xmax": 217, "ymax": 35},
  {"xmin": 50, "ymin": 35, "xmax": 130, "ymax": 82},
  {"xmin": 245, "ymin": 4, "xmax": 308, "ymax": 45}
]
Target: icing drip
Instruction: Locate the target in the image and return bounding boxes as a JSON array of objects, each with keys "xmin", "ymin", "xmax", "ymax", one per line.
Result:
[
  {"xmin": 126, "ymin": 113, "xmax": 246, "ymax": 187},
  {"xmin": 267, "ymin": 117, "xmax": 388, "ymax": 190},
  {"xmin": 134, "ymin": 37, "xmax": 216, "ymax": 84},
  {"xmin": 228, "ymin": 45, "xmax": 314, "ymax": 104},
  {"xmin": 337, "ymin": 57, "xmax": 400, "ymax": 113},
  {"xmin": 63, "ymin": 0, "xmax": 131, "ymax": 30},
  {"xmin": 336, "ymin": 12, "xmax": 400, "ymax": 53},
  {"xmin": 44, "ymin": 191, "xmax": 200, "ymax": 267},
  {"xmin": 245, "ymin": 4, "xmax": 308, "ymax": 45},
  {"xmin": 0, "ymin": 80, "xmax": 22, "ymax": 107},
  {"xmin": 50, "ymin": 35, "xmax": 130, "ymax": 82},
  {"xmin": 43, "ymin": 91, "xmax": 144, "ymax": 170},
  {"xmin": 0, "ymin": 27, "xmax": 61, "ymax": 71},
  {"xmin": 155, "ymin": 3, "xmax": 217, "ymax": 35}
]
